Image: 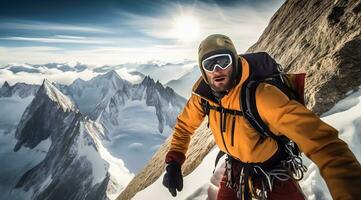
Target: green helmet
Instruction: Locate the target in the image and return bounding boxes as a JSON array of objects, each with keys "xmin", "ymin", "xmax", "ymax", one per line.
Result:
[{"xmin": 198, "ymin": 34, "xmax": 240, "ymax": 84}]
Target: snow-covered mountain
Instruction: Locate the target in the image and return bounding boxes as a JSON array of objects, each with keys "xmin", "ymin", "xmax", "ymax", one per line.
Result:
[
  {"xmin": 0, "ymin": 60, "xmax": 196, "ymax": 87},
  {"xmin": 56, "ymin": 70, "xmax": 186, "ymax": 136},
  {"xmin": 59, "ymin": 70, "xmax": 132, "ymax": 116},
  {"xmin": 0, "ymin": 81, "xmax": 39, "ymax": 132},
  {"xmin": 0, "ymin": 81, "xmax": 40, "ymax": 98},
  {"xmin": 92, "ymin": 75, "xmax": 186, "ymax": 172},
  {"xmin": 0, "ymin": 65, "xmax": 189, "ymax": 199},
  {"xmin": 12, "ymin": 80, "xmax": 133, "ymax": 200}
]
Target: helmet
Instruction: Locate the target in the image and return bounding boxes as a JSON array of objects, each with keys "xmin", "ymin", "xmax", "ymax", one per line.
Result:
[{"xmin": 198, "ymin": 34, "xmax": 240, "ymax": 84}]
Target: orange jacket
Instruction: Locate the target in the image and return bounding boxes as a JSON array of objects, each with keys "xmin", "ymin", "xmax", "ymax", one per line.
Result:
[{"xmin": 167, "ymin": 56, "xmax": 361, "ymax": 199}]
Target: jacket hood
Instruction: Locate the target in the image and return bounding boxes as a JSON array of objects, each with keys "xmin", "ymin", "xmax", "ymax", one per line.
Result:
[{"xmin": 198, "ymin": 34, "xmax": 240, "ymax": 84}]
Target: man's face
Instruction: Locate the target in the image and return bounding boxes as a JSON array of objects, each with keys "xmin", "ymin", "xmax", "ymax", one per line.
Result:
[{"xmin": 205, "ymin": 64, "xmax": 233, "ymax": 93}]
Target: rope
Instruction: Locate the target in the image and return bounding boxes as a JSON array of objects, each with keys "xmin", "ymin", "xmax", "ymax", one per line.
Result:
[{"xmin": 224, "ymin": 142, "xmax": 307, "ymax": 200}]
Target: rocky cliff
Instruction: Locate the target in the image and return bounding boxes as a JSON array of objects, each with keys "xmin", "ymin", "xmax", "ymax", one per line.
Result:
[
  {"xmin": 248, "ymin": 0, "xmax": 361, "ymax": 115},
  {"xmin": 116, "ymin": 0, "xmax": 361, "ymax": 199}
]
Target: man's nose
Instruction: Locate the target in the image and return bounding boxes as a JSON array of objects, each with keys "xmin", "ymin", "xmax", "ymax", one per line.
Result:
[{"xmin": 213, "ymin": 64, "xmax": 223, "ymax": 72}]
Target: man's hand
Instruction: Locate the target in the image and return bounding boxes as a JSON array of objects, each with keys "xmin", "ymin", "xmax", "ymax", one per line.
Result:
[{"xmin": 162, "ymin": 161, "xmax": 183, "ymax": 197}]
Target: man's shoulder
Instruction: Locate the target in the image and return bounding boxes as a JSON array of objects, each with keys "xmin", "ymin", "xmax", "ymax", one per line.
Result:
[
  {"xmin": 255, "ymin": 83, "xmax": 290, "ymax": 109},
  {"xmin": 191, "ymin": 77, "xmax": 218, "ymax": 103},
  {"xmin": 241, "ymin": 52, "xmax": 275, "ymax": 67},
  {"xmin": 241, "ymin": 52, "xmax": 272, "ymax": 61}
]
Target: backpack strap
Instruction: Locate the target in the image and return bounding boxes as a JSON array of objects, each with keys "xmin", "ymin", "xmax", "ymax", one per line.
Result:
[
  {"xmin": 200, "ymin": 98, "xmax": 210, "ymax": 117},
  {"xmin": 241, "ymin": 79, "xmax": 272, "ymax": 139},
  {"xmin": 240, "ymin": 78, "xmax": 300, "ymax": 152},
  {"xmin": 213, "ymin": 150, "xmax": 226, "ymax": 173}
]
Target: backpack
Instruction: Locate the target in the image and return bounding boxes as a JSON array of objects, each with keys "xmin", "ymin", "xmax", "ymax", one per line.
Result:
[{"xmin": 200, "ymin": 52, "xmax": 306, "ymax": 170}]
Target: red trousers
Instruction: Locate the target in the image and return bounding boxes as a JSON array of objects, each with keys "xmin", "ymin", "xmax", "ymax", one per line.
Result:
[{"xmin": 217, "ymin": 175, "xmax": 305, "ymax": 200}]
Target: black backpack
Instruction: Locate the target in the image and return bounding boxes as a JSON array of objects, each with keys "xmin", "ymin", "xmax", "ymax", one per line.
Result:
[{"xmin": 200, "ymin": 52, "xmax": 306, "ymax": 169}]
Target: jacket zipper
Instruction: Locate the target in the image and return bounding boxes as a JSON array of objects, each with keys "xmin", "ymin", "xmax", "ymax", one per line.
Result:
[
  {"xmin": 231, "ymin": 116, "xmax": 236, "ymax": 146},
  {"xmin": 219, "ymin": 101, "xmax": 231, "ymax": 154}
]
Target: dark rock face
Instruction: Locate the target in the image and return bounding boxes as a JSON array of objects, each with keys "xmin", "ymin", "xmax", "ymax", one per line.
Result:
[{"xmin": 248, "ymin": 0, "xmax": 361, "ymax": 115}]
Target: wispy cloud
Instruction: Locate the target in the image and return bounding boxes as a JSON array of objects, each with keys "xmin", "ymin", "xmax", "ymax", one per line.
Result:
[
  {"xmin": 54, "ymin": 35, "xmax": 87, "ymax": 39},
  {"xmin": 116, "ymin": 0, "xmax": 283, "ymax": 53},
  {"xmin": 0, "ymin": 36, "xmax": 110, "ymax": 44},
  {"xmin": 0, "ymin": 45, "xmax": 195, "ymax": 66},
  {"xmin": 0, "ymin": 21, "xmax": 112, "ymax": 33}
]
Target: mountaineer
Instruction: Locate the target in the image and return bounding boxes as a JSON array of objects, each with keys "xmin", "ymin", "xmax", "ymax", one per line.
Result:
[{"xmin": 162, "ymin": 34, "xmax": 361, "ymax": 200}]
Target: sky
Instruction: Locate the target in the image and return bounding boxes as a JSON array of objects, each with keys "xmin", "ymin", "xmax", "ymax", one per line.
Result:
[{"xmin": 0, "ymin": 0, "xmax": 284, "ymax": 66}]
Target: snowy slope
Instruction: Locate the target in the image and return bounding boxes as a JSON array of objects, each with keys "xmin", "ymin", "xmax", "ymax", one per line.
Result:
[
  {"xmin": 135, "ymin": 86, "xmax": 361, "ymax": 200},
  {"xmin": 299, "ymin": 86, "xmax": 361, "ymax": 200},
  {"xmin": 98, "ymin": 76, "xmax": 186, "ymax": 173}
]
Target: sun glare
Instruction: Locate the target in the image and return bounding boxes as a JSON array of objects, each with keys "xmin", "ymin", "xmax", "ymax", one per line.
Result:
[{"xmin": 172, "ymin": 15, "xmax": 200, "ymax": 42}]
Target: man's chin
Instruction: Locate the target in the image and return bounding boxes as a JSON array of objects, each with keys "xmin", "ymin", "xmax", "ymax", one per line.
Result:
[
  {"xmin": 210, "ymin": 80, "xmax": 233, "ymax": 92},
  {"xmin": 210, "ymin": 84, "xmax": 227, "ymax": 93}
]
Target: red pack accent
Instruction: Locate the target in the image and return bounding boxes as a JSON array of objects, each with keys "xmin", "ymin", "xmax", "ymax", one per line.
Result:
[{"xmin": 294, "ymin": 73, "xmax": 306, "ymax": 105}]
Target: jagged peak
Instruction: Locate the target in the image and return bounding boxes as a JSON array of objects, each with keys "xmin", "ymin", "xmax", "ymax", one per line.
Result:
[
  {"xmin": 2, "ymin": 81, "xmax": 10, "ymax": 88},
  {"xmin": 155, "ymin": 80, "xmax": 164, "ymax": 89},
  {"xmin": 73, "ymin": 77, "xmax": 85, "ymax": 84},
  {"xmin": 13, "ymin": 82, "xmax": 34, "ymax": 87},
  {"xmin": 40, "ymin": 79, "xmax": 76, "ymax": 112},
  {"xmin": 141, "ymin": 76, "xmax": 155, "ymax": 86}
]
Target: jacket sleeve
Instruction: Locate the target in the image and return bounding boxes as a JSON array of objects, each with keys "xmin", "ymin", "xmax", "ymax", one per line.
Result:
[
  {"xmin": 256, "ymin": 83, "xmax": 361, "ymax": 200},
  {"xmin": 165, "ymin": 94, "xmax": 205, "ymax": 165}
]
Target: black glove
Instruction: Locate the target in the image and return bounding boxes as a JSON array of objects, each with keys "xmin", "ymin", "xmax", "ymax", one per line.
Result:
[{"xmin": 162, "ymin": 161, "xmax": 183, "ymax": 197}]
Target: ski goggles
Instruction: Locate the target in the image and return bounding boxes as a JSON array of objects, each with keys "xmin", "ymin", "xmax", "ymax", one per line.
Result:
[{"xmin": 201, "ymin": 53, "xmax": 232, "ymax": 73}]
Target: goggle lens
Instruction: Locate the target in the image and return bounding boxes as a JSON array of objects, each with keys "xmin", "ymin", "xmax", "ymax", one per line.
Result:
[{"xmin": 202, "ymin": 54, "xmax": 232, "ymax": 72}]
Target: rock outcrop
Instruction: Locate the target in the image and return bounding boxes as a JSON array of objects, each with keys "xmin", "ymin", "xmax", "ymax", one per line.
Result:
[{"xmin": 247, "ymin": 0, "xmax": 361, "ymax": 115}]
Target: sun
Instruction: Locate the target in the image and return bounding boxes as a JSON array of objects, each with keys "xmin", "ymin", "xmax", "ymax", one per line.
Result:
[{"xmin": 172, "ymin": 15, "xmax": 200, "ymax": 42}]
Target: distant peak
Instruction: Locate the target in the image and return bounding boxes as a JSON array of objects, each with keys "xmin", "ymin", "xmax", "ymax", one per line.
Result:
[
  {"xmin": 73, "ymin": 77, "xmax": 85, "ymax": 84},
  {"xmin": 2, "ymin": 81, "xmax": 10, "ymax": 88},
  {"xmin": 102, "ymin": 70, "xmax": 121, "ymax": 80},
  {"xmin": 107, "ymin": 70, "xmax": 118, "ymax": 76},
  {"xmin": 155, "ymin": 80, "xmax": 163, "ymax": 88},
  {"xmin": 40, "ymin": 79, "xmax": 76, "ymax": 111},
  {"xmin": 141, "ymin": 76, "xmax": 155, "ymax": 86}
]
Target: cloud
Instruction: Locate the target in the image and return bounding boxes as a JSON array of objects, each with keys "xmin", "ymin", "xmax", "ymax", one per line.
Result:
[
  {"xmin": 0, "ymin": 36, "xmax": 111, "ymax": 44},
  {"xmin": 115, "ymin": 68, "xmax": 142, "ymax": 84},
  {"xmin": 54, "ymin": 35, "xmax": 87, "ymax": 40},
  {"xmin": 0, "ymin": 45, "xmax": 196, "ymax": 66},
  {"xmin": 0, "ymin": 68, "xmax": 100, "ymax": 86},
  {"xmin": 0, "ymin": 21, "xmax": 112, "ymax": 33}
]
